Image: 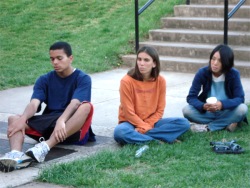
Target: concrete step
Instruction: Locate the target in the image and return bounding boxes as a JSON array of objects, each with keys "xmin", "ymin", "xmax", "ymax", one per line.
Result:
[
  {"xmin": 174, "ymin": 5, "xmax": 250, "ymax": 18},
  {"xmin": 139, "ymin": 42, "xmax": 250, "ymax": 61},
  {"xmin": 122, "ymin": 54, "xmax": 250, "ymax": 77},
  {"xmin": 190, "ymin": 0, "xmax": 250, "ymax": 5},
  {"xmin": 161, "ymin": 17, "xmax": 250, "ymax": 32},
  {"xmin": 149, "ymin": 29, "xmax": 250, "ymax": 46},
  {"xmin": 121, "ymin": 1, "xmax": 250, "ymax": 77}
]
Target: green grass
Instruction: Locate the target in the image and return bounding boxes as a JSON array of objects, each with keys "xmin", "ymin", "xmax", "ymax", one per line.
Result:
[
  {"xmin": 5, "ymin": 1, "xmax": 250, "ymax": 187},
  {"xmin": 0, "ymin": 0, "xmax": 184, "ymax": 90},
  {"xmin": 39, "ymin": 109, "xmax": 250, "ymax": 188}
]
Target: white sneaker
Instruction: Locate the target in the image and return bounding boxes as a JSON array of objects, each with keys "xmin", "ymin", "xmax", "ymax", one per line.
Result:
[
  {"xmin": 190, "ymin": 123, "xmax": 208, "ymax": 132},
  {"xmin": 0, "ymin": 151, "xmax": 33, "ymax": 172},
  {"xmin": 25, "ymin": 141, "xmax": 50, "ymax": 163}
]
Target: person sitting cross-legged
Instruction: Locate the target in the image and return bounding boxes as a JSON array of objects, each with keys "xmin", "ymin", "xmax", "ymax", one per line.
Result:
[
  {"xmin": 182, "ymin": 44, "xmax": 248, "ymax": 132},
  {"xmin": 114, "ymin": 46, "xmax": 190, "ymax": 145}
]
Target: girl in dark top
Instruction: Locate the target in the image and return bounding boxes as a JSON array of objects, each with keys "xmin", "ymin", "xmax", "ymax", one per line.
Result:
[{"xmin": 182, "ymin": 44, "xmax": 248, "ymax": 132}]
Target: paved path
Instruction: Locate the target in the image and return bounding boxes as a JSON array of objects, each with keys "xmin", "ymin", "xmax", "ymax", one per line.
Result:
[{"xmin": 0, "ymin": 68, "xmax": 249, "ymax": 188}]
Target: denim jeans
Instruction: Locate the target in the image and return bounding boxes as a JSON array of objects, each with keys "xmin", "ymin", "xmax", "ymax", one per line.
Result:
[
  {"xmin": 182, "ymin": 104, "xmax": 248, "ymax": 131},
  {"xmin": 114, "ymin": 118, "xmax": 190, "ymax": 145}
]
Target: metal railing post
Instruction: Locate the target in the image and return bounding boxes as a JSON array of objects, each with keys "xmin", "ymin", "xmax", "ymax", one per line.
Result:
[
  {"xmin": 135, "ymin": 0, "xmax": 139, "ymax": 52},
  {"xmin": 134, "ymin": 0, "xmax": 155, "ymax": 53},
  {"xmin": 224, "ymin": 0, "xmax": 228, "ymax": 45}
]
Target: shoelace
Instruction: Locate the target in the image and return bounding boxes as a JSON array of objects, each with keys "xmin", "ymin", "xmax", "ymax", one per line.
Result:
[{"xmin": 39, "ymin": 137, "xmax": 45, "ymax": 143}]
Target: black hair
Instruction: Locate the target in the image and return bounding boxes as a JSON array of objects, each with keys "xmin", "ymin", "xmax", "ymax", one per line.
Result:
[
  {"xmin": 49, "ymin": 41, "xmax": 72, "ymax": 57},
  {"xmin": 128, "ymin": 46, "xmax": 160, "ymax": 81},
  {"xmin": 209, "ymin": 44, "xmax": 234, "ymax": 74}
]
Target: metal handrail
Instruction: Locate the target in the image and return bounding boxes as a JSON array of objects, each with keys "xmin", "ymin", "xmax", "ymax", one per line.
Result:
[
  {"xmin": 224, "ymin": 0, "xmax": 246, "ymax": 44},
  {"xmin": 228, "ymin": 0, "xmax": 246, "ymax": 19},
  {"xmin": 135, "ymin": 0, "xmax": 155, "ymax": 52}
]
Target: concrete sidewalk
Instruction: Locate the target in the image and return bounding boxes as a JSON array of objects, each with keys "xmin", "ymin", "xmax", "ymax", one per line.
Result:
[{"xmin": 0, "ymin": 68, "xmax": 250, "ymax": 188}]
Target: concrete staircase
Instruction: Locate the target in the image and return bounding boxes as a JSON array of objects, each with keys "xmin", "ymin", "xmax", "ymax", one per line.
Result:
[{"xmin": 122, "ymin": 0, "xmax": 250, "ymax": 77}]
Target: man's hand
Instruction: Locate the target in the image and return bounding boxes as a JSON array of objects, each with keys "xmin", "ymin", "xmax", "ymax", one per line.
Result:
[
  {"xmin": 53, "ymin": 120, "xmax": 67, "ymax": 143},
  {"xmin": 8, "ymin": 99, "xmax": 40, "ymax": 138},
  {"xmin": 7, "ymin": 116, "xmax": 26, "ymax": 138}
]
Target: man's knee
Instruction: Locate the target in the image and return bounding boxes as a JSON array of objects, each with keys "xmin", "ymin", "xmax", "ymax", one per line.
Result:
[
  {"xmin": 8, "ymin": 115, "xmax": 19, "ymax": 122},
  {"xmin": 8, "ymin": 115, "xmax": 21, "ymax": 127},
  {"xmin": 77, "ymin": 102, "xmax": 92, "ymax": 115}
]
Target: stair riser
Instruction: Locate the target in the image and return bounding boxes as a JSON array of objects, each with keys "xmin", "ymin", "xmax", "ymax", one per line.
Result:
[
  {"xmin": 174, "ymin": 6, "xmax": 250, "ymax": 18},
  {"xmin": 190, "ymin": 0, "xmax": 250, "ymax": 5},
  {"xmin": 139, "ymin": 44, "xmax": 250, "ymax": 61},
  {"xmin": 149, "ymin": 31, "xmax": 250, "ymax": 46},
  {"xmin": 122, "ymin": 56, "xmax": 250, "ymax": 77},
  {"xmin": 161, "ymin": 18, "xmax": 250, "ymax": 32}
]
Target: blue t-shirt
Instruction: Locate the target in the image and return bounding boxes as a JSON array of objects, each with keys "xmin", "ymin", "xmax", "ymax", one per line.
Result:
[
  {"xmin": 208, "ymin": 74, "xmax": 228, "ymax": 101},
  {"xmin": 31, "ymin": 69, "xmax": 91, "ymax": 114}
]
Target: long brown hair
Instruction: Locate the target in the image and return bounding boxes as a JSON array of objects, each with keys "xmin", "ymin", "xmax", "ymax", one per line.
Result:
[{"xmin": 128, "ymin": 46, "xmax": 160, "ymax": 81}]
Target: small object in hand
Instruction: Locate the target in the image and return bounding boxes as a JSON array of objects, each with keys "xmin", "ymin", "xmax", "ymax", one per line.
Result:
[{"xmin": 206, "ymin": 97, "xmax": 217, "ymax": 104}]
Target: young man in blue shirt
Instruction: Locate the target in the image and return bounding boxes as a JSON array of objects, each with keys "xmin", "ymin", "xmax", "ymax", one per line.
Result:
[{"xmin": 0, "ymin": 41, "xmax": 94, "ymax": 172}]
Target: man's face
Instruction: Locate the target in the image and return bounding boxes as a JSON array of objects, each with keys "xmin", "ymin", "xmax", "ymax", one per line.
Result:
[{"xmin": 49, "ymin": 49, "xmax": 73, "ymax": 74}]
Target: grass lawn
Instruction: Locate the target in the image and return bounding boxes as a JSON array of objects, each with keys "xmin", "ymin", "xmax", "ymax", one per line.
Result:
[
  {"xmin": 39, "ymin": 109, "xmax": 250, "ymax": 188},
  {"xmin": 0, "ymin": 0, "xmax": 184, "ymax": 90}
]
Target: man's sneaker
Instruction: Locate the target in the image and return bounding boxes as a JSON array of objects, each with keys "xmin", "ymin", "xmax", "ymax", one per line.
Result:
[
  {"xmin": 26, "ymin": 141, "xmax": 50, "ymax": 163},
  {"xmin": 190, "ymin": 123, "xmax": 208, "ymax": 132},
  {"xmin": 0, "ymin": 158, "xmax": 17, "ymax": 173},
  {"xmin": 0, "ymin": 151, "xmax": 33, "ymax": 173},
  {"xmin": 15, "ymin": 154, "xmax": 34, "ymax": 170}
]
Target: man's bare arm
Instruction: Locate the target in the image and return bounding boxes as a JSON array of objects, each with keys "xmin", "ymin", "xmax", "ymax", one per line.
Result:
[
  {"xmin": 53, "ymin": 99, "xmax": 82, "ymax": 142},
  {"xmin": 8, "ymin": 99, "xmax": 40, "ymax": 137}
]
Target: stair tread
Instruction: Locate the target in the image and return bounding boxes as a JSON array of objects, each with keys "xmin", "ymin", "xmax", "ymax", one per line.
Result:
[
  {"xmin": 159, "ymin": 56, "xmax": 249, "ymax": 65},
  {"xmin": 150, "ymin": 29, "xmax": 250, "ymax": 35},
  {"xmin": 140, "ymin": 41, "xmax": 250, "ymax": 51},
  {"xmin": 162, "ymin": 17, "xmax": 250, "ymax": 22},
  {"xmin": 178, "ymin": 5, "xmax": 250, "ymax": 8},
  {"xmin": 123, "ymin": 54, "xmax": 249, "ymax": 66}
]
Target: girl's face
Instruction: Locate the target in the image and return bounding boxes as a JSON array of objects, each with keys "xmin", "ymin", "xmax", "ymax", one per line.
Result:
[
  {"xmin": 137, "ymin": 52, "xmax": 156, "ymax": 80},
  {"xmin": 210, "ymin": 51, "xmax": 222, "ymax": 77}
]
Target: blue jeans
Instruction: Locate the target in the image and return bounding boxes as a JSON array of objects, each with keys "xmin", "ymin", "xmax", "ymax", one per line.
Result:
[
  {"xmin": 182, "ymin": 104, "xmax": 248, "ymax": 131},
  {"xmin": 114, "ymin": 118, "xmax": 190, "ymax": 145}
]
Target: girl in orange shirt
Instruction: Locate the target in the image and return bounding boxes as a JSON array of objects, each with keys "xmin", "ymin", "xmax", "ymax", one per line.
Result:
[{"xmin": 114, "ymin": 46, "xmax": 190, "ymax": 145}]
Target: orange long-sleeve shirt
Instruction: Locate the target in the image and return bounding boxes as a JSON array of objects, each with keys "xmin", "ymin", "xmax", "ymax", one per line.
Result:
[{"xmin": 118, "ymin": 74, "xmax": 166, "ymax": 134}]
